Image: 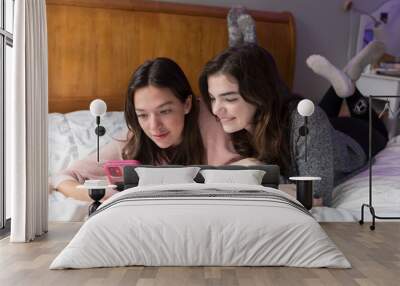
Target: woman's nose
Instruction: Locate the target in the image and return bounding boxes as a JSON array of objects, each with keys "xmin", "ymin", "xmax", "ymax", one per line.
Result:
[
  {"xmin": 149, "ymin": 115, "xmax": 163, "ymax": 131},
  {"xmin": 212, "ymin": 100, "xmax": 225, "ymax": 116}
]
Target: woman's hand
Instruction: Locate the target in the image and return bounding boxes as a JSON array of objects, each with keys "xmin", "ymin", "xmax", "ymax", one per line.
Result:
[{"xmin": 57, "ymin": 180, "xmax": 92, "ymax": 201}]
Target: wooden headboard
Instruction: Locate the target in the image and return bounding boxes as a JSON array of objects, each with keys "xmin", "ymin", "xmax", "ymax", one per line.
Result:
[{"xmin": 46, "ymin": 0, "xmax": 296, "ymax": 113}]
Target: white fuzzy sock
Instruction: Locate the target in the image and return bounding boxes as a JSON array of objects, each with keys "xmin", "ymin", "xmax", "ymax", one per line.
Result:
[
  {"xmin": 343, "ymin": 41, "xmax": 386, "ymax": 81},
  {"xmin": 227, "ymin": 6, "xmax": 247, "ymax": 47},
  {"xmin": 307, "ymin": 55, "xmax": 355, "ymax": 98}
]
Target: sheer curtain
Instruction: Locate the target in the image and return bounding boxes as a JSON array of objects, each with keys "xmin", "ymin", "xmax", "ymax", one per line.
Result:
[{"xmin": 8, "ymin": 0, "xmax": 48, "ymax": 242}]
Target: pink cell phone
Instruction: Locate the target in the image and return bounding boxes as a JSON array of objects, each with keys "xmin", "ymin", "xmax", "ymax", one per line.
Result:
[{"xmin": 103, "ymin": 160, "xmax": 140, "ymax": 186}]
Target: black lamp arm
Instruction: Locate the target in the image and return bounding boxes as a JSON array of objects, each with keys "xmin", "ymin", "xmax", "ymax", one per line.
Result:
[
  {"xmin": 298, "ymin": 117, "xmax": 309, "ymax": 162},
  {"xmin": 94, "ymin": 116, "xmax": 106, "ymax": 163}
]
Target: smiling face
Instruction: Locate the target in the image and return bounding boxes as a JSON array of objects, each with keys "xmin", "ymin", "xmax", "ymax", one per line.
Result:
[
  {"xmin": 134, "ymin": 85, "xmax": 192, "ymax": 148},
  {"xmin": 207, "ymin": 73, "xmax": 257, "ymax": 133}
]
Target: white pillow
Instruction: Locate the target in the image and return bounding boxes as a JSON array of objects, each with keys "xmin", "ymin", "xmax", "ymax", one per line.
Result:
[
  {"xmin": 135, "ymin": 167, "xmax": 201, "ymax": 186},
  {"xmin": 200, "ymin": 169, "xmax": 266, "ymax": 185}
]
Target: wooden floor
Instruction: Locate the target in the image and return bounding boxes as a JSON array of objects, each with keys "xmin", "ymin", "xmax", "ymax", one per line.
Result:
[{"xmin": 1, "ymin": 222, "xmax": 399, "ymax": 286}]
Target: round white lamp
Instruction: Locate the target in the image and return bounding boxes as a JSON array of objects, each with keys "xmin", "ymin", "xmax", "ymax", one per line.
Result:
[
  {"xmin": 297, "ymin": 99, "xmax": 315, "ymax": 162},
  {"xmin": 297, "ymin": 99, "xmax": 315, "ymax": 117},
  {"xmin": 90, "ymin": 99, "xmax": 107, "ymax": 117}
]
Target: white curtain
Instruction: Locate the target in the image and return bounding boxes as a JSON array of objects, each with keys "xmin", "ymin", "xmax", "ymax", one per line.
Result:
[{"xmin": 8, "ymin": 0, "xmax": 48, "ymax": 242}]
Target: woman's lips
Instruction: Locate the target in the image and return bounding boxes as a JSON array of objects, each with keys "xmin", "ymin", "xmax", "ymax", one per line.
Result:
[
  {"xmin": 219, "ymin": 117, "xmax": 235, "ymax": 123},
  {"xmin": 153, "ymin": 132, "xmax": 170, "ymax": 139}
]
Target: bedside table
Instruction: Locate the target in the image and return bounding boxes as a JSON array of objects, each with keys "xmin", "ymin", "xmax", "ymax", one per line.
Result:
[
  {"xmin": 288, "ymin": 176, "xmax": 321, "ymax": 210},
  {"xmin": 356, "ymin": 72, "xmax": 400, "ymax": 138}
]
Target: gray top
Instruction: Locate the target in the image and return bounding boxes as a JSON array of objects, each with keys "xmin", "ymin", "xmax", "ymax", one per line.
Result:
[{"xmin": 288, "ymin": 106, "xmax": 366, "ymax": 206}]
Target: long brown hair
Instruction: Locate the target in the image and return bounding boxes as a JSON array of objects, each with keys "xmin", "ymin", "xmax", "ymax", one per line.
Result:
[
  {"xmin": 123, "ymin": 57, "xmax": 204, "ymax": 165},
  {"xmin": 199, "ymin": 44, "xmax": 296, "ymax": 175}
]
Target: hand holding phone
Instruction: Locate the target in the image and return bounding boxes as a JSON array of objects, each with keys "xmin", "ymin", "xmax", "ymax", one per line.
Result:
[{"xmin": 103, "ymin": 160, "xmax": 140, "ymax": 188}]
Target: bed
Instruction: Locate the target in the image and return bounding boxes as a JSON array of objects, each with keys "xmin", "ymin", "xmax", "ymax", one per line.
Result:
[
  {"xmin": 50, "ymin": 165, "xmax": 350, "ymax": 269},
  {"xmin": 48, "ymin": 113, "xmax": 400, "ymax": 268},
  {"xmin": 48, "ymin": 111, "xmax": 354, "ymax": 268}
]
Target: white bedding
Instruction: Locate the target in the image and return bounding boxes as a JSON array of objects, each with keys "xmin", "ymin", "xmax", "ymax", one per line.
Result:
[
  {"xmin": 48, "ymin": 111, "xmax": 400, "ymax": 223},
  {"xmin": 331, "ymin": 135, "xmax": 400, "ymax": 220},
  {"xmin": 49, "ymin": 190, "xmax": 89, "ymax": 222},
  {"xmin": 50, "ymin": 183, "xmax": 350, "ymax": 269},
  {"xmin": 48, "ymin": 111, "xmax": 126, "ymax": 221}
]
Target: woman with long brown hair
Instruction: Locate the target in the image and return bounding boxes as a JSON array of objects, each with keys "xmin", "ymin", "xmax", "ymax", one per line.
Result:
[
  {"xmin": 123, "ymin": 58, "xmax": 204, "ymax": 165},
  {"xmin": 199, "ymin": 43, "xmax": 388, "ymax": 206}
]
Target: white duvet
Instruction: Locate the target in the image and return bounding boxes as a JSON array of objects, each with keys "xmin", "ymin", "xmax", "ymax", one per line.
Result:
[
  {"xmin": 50, "ymin": 183, "xmax": 350, "ymax": 269},
  {"xmin": 332, "ymin": 137, "xmax": 400, "ymax": 220}
]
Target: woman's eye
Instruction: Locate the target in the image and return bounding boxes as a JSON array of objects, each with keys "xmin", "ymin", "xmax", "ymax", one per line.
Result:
[
  {"xmin": 160, "ymin": 109, "xmax": 172, "ymax": 115},
  {"xmin": 210, "ymin": 97, "xmax": 215, "ymax": 102},
  {"xmin": 225, "ymin": 97, "xmax": 238, "ymax": 102},
  {"xmin": 137, "ymin": 114, "xmax": 147, "ymax": 119}
]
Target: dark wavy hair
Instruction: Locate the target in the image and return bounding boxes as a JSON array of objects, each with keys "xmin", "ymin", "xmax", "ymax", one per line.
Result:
[
  {"xmin": 199, "ymin": 44, "xmax": 297, "ymax": 175},
  {"xmin": 123, "ymin": 57, "xmax": 205, "ymax": 165}
]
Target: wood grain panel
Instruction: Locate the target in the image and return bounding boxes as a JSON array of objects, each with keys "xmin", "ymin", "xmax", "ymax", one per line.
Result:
[{"xmin": 46, "ymin": 0, "xmax": 296, "ymax": 113}]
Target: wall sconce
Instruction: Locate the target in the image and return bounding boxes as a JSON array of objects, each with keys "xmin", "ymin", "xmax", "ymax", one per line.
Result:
[
  {"xmin": 297, "ymin": 99, "xmax": 315, "ymax": 162},
  {"xmin": 290, "ymin": 99, "xmax": 321, "ymax": 210},
  {"xmin": 89, "ymin": 99, "xmax": 107, "ymax": 163}
]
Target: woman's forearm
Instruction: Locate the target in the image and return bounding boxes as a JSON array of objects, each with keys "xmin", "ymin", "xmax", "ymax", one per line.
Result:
[{"xmin": 56, "ymin": 180, "xmax": 91, "ymax": 201}]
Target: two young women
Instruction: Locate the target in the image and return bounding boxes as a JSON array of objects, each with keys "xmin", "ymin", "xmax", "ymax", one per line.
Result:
[
  {"xmin": 53, "ymin": 41, "xmax": 388, "ymax": 206},
  {"xmin": 51, "ymin": 58, "xmax": 245, "ymax": 201}
]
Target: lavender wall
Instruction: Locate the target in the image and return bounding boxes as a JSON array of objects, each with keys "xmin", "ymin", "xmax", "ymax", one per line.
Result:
[{"xmin": 157, "ymin": 0, "xmax": 389, "ymax": 101}]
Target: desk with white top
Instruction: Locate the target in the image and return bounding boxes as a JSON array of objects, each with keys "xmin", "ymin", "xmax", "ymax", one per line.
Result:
[{"xmin": 356, "ymin": 72, "xmax": 400, "ymax": 138}]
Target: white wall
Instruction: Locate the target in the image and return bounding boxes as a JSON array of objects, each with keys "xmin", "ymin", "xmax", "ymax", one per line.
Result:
[{"xmin": 157, "ymin": 0, "xmax": 389, "ymax": 101}]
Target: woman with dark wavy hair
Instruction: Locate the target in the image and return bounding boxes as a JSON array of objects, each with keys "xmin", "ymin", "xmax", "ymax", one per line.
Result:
[
  {"xmin": 199, "ymin": 43, "xmax": 388, "ymax": 206},
  {"xmin": 200, "ymin": 44, "xmax": 294, "ymax": 174},
  {"xmin": 122, "ymin": 57, "xmax": 204, "ymax": 165},
  {"xmin": 51, "ymin": 57, "xmax": 242, "ymax": 201}
]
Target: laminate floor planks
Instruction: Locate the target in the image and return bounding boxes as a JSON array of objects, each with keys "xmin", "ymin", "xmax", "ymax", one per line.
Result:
[{"xmin": 1, "ymin": 222, "xmax": 399, "ymax": 286}]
